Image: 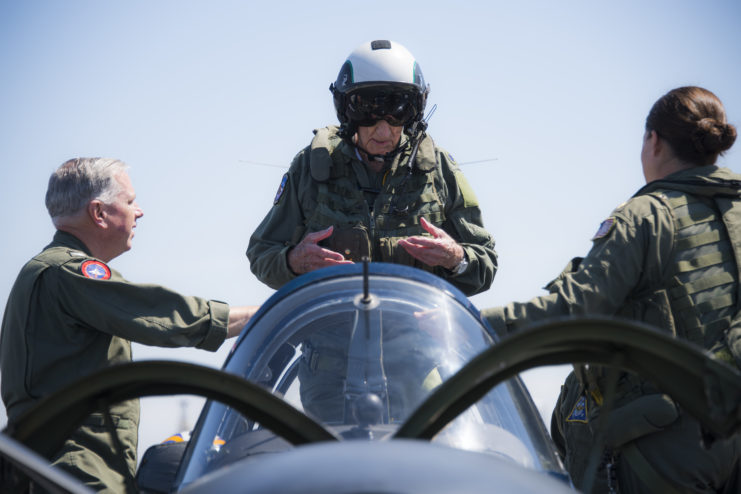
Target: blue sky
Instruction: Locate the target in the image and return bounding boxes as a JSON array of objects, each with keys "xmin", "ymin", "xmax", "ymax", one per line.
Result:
[{"xmin": 2, "ymin": 0, "xmax": 740, "ymax": 459}]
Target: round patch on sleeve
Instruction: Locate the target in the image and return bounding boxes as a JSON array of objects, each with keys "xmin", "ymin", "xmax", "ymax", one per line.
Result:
[
  {"xmin": 81, "ymin": 260, "xmax": 111, "ymax": 280},
  {"xmin": 592, "ymin": 217, "xmax": 615, "ymax": 240}
]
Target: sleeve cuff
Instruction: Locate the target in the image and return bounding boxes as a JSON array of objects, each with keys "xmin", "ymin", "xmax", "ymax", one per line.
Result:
[
  {"xmin": 284, "ymin": 246, "xmax": 300, "ymax": 277},
  {"xmin": 199, "ymin": 300, "xmax": 230, "ymax": 351},
  {"xmin": 481, "ymin": 306, "xmax": 508, "ymax": 338}
]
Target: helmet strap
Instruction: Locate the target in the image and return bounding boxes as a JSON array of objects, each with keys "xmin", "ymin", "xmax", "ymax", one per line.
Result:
[{"xmin": 403, "ymin": 104, "xmax": 436, "ymax": 171}]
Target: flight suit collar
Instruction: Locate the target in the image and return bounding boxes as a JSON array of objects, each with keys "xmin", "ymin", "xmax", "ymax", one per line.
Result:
[
  {"xmin": 636, "ymin": 165, "xmax": 741, "ymax": 200},
  {"xmin": 49, "ymin": 230, "xmax": 93, "ymax": 256},
  {"xmin": 335, "ymin": 128, "xmax": 436, "ymax": 175}
]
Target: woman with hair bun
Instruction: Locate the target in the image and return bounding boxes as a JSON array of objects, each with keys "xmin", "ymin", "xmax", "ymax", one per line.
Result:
[
  {"xmin": 643, "ymin": 86, "xmax": 737, "ymax": 175},
  {"xmin": 483, "ymin": 86, "xmax": 741, "ymax": 493}
]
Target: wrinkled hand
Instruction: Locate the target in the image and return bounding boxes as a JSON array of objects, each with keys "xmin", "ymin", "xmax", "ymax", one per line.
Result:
[
  {"xmin": 288, "ymin": 226, "xmax": 354, "ymax": 275},
  {"xmin": 397, "ymin": 217, "xmax": 464, "ymax": 270}
]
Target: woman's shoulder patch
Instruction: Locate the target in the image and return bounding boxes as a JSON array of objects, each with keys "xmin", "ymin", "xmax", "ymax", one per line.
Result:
[{"xmin": 592, "ymin": 217, "xmax": 616, "ymax": 240}]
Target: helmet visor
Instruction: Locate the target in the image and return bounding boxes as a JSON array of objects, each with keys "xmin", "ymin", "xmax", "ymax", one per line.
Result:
[{"xmin": 346, "ymin": 88, "xmax": 419, "ymax": 127}]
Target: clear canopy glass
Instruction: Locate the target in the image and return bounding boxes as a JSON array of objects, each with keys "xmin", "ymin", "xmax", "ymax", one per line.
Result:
[{"xmin": 177, "ymin": 265, "xmax": 562, "ymax": 487}]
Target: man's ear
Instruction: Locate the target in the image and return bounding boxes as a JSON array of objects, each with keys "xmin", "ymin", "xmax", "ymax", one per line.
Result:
[{"xmin": 88, "ymin": 200, "xmax": 107, "ymax": 228}]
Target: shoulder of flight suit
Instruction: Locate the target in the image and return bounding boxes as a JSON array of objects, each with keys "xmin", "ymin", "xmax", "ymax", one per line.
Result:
[
  {"xmin": 247, "ymin": 136, "xmax": 321, "ymax": 289},
  {"xmin": 436, "ymin": 145, "xmax": 474, "ymax": 199},
  {"xmin": 428, "ymin": 140, "xmax": 497, "ymax": 295},
  {"xmin": 50, "ymin": 253, "xmax": 228, "ymax": 351},
  {"xmin": 483, "ymin": 193, "xmax": 676, "ymax": 335}
]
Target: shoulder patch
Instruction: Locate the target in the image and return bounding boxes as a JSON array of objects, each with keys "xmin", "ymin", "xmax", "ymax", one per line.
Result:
[
  {"xmin": 274, "ymin": 173, "xmax": 288, "ymax": 205},
  {"xmin": 81, "ymin": 260, "xmax": 111, "ymax": 280},
  {"xmin": 565, "ymin": 394, "xmax": 588, "ymax": 423},
  {"xmin": 592, "ymin": 217, "xmax": 615, "ymax": 240}
]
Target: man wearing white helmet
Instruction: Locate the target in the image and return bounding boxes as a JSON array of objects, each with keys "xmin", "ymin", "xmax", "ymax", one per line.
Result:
[{"xmin": 247, "ymin": 39, "xmax": 497, "ymax": 296}]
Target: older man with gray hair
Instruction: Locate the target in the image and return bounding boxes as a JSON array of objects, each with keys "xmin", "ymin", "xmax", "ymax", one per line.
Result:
[{"xmin": 0, "ymin": 158, "xmax": 257, "ymax": 493}]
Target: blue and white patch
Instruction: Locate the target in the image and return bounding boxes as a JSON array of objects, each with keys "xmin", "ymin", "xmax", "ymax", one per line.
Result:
[
  {"xmin": 566, "ymin": 394, "xmax": 588, "ymax": 423},
  {"xmin": 447, "ymin": 152, "xmax": 457, "ymax": 164},
  {"xmin": 81, "ymin": 260, "xmax": 111, "ymax": 280},
  {"xmin": 592, "ymin": 217, "xmax": 615, "ymax": 240},
  {"xmin": 273, "ymin": 173, "xmax": 288, "ymax": 205}
]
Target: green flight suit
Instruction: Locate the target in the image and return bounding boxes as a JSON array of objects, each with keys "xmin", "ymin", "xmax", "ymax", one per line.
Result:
[
  {"xmin": 483, "ymin": 165, "xmax": 741, "ymax": 493},
  {"xmin": 0, "ymin": 230, "xmax": 229, "ymax": 493},
  {"xmin": 246, "ymin": 125, "xmax": 497, "ymax": 296}
]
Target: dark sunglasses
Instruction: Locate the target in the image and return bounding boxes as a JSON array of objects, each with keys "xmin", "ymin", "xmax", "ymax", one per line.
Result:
[{"xmin": 346, "ymin": 89, "xmax": 418, "ymax": 127}]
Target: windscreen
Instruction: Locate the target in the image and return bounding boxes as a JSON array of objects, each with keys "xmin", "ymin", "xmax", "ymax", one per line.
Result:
[{"xmin": 177, "ymin": 270, "xmax": 561, "ymax": 486}]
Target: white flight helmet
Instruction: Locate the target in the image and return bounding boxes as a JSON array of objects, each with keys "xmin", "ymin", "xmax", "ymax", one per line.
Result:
[{"xmin": 330, "ymin": 40, "xmax": 430, "ymax": 138}]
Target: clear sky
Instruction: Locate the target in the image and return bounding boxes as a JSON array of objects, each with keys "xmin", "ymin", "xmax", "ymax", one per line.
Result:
[{"xmin": 1, "ymin": 0, "xmax": 740, "ymax": 461}]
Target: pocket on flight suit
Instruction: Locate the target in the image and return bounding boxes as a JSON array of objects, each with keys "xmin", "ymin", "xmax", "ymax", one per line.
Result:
[
  {"xmin": 602, "ymin": 394, "xmax": 679, "ymax": 448},
  {"xmin": 51, "ymin": 414, "xmax": 138, "ymax": 493},
  {"xmin": 323, "ymin": 226, "xmax": 371, "ymax": 262}
]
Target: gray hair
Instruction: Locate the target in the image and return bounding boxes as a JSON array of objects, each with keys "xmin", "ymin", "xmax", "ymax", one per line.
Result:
[{"xmin": 45, "ymin": 158, "xmax": 129, "ymax": 220}]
